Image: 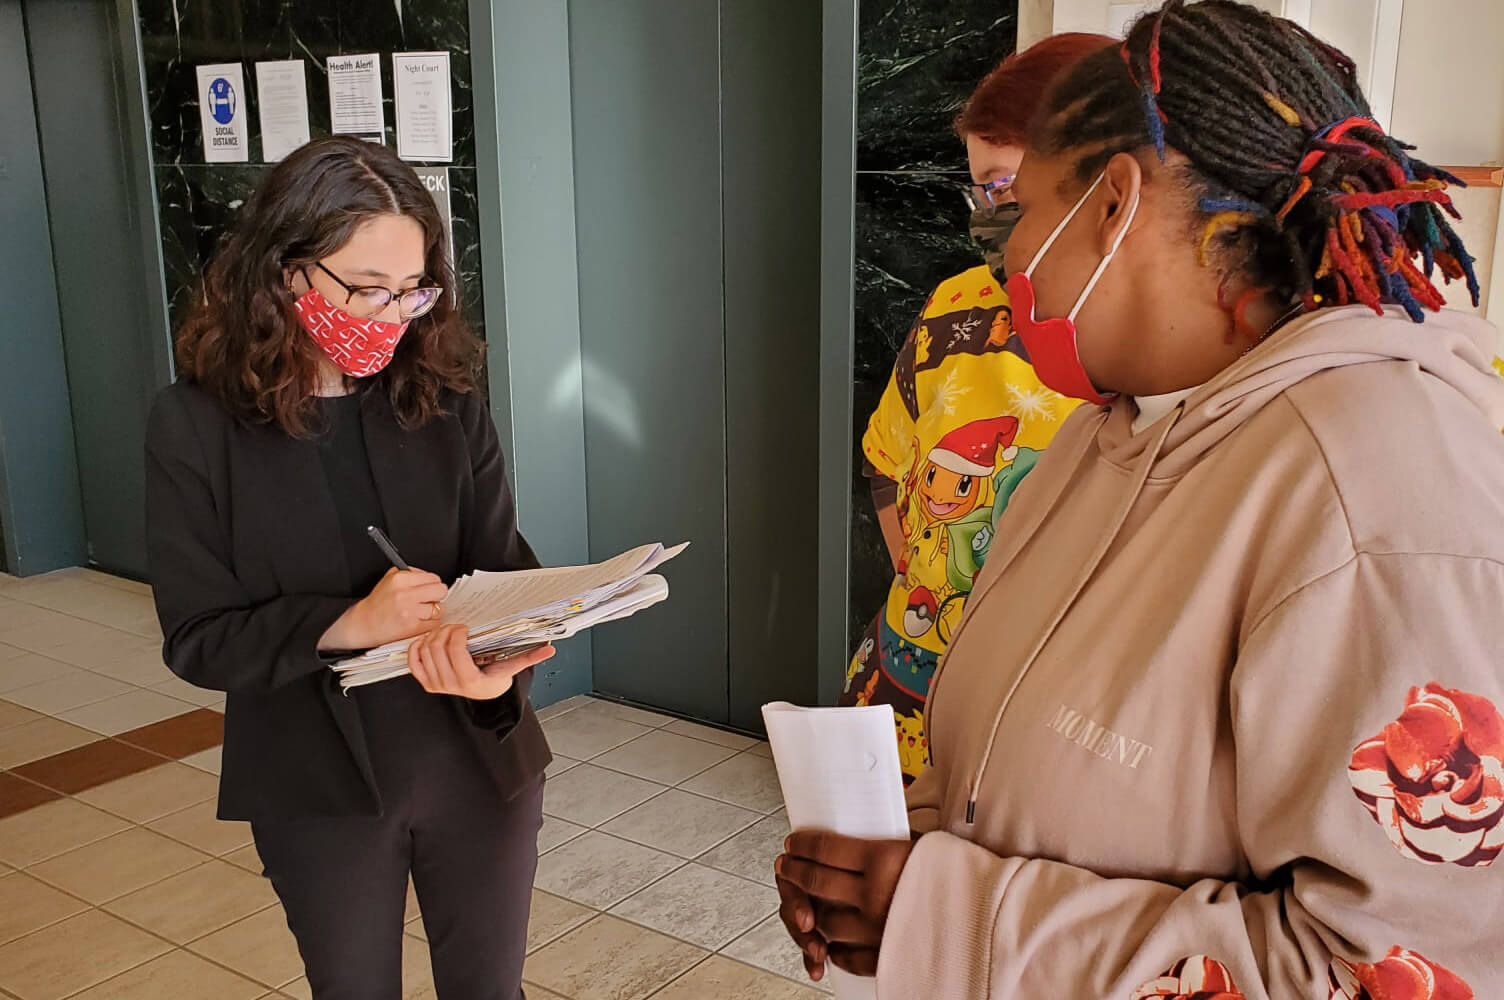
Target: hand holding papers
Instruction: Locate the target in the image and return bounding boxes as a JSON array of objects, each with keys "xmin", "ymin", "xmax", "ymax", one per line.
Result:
[
  {"xmin": 762, "ymin": 702, "xmax": 909, "ymax": 1000},
  {"xmin": 332, "ymin": 543, "xmax": 686, "ymax": 691}
]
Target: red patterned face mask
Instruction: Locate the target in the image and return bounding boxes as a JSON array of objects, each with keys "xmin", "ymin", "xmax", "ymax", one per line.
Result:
[{"xmin": 293, "ymin": 287, "xmax": 410, "ymax": 378}]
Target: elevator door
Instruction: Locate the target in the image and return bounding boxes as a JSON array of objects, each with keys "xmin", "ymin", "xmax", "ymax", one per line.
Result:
[
  {"xmin": 569, "ymin": 0, "xmax": 821, "ymax": 727},
  {"xmin": 25, "ymin": 0, "xmax": 171, "ymax": 578}
]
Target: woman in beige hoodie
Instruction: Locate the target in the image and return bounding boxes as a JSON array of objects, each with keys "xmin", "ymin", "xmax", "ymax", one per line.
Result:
[{"xmin": 777, "ymin": 3, "xmax": 1504, "ymax": 998}]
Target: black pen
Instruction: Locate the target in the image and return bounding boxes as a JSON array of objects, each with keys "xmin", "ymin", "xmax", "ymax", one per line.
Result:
[{"xmin": 366, "ymin": 525, "xmax": 410, "ymax": 571}]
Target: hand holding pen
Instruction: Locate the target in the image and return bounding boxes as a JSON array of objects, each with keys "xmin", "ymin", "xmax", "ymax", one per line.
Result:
[
  {"xmin": 364, "ymin": 526, "xmax": 557, "ymax": 697},
  {"xmin": 316, "ymin": 527, "xmax": 449, "ymax": 651}
]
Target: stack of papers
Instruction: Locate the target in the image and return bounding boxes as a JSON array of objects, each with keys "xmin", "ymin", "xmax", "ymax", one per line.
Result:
[{"xmin": 332, "ymin": 542, "xmax": 688, "ymax": 691}]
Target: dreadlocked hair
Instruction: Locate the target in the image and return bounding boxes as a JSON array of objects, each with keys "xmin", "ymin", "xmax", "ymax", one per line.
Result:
[{"xmin": 1032, "ymin": 0, "xmax": 1478, "ymax": 323}]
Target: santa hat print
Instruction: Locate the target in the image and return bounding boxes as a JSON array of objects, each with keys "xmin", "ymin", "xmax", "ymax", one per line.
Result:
[{"xmin": 927, "ymin": 416, "xmax": 1019, "ymax": 477}]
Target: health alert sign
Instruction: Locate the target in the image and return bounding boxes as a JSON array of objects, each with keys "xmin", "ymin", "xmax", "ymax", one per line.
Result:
[{"xmin": 196, "ymin": 63, "xmax": 248, "ymax": 163}]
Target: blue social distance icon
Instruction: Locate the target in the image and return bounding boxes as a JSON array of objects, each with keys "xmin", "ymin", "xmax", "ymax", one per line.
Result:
[{"xmin": 208, "ymin": 77, "xmax": 236, "ymax": 125}]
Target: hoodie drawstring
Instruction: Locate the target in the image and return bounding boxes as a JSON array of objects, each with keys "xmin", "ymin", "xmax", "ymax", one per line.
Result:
[
  {"xmin": 965, "ymin": 403, "xmax": 1184, "ymax": 824},
  {"xmin": 923, "ymin": 410, "xmax": 1107, "ymax": 774}
]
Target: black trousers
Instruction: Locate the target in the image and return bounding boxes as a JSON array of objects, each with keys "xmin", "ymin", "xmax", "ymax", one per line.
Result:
[{"xmin": 252, "ymin": 680, "xmax": 544, "ymax": 1000}]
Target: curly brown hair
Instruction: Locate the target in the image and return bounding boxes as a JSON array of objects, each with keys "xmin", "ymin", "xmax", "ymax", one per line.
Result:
[{"xmin": 175, "ymin": 135, "xmax": 481, "ymax": 437}]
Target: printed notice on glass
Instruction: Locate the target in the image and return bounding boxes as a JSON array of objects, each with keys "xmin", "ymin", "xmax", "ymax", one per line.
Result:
[
  {"xmin": 327, "ymin": 53, "xmax": 385, "ymax": 143},
  {"xmin": 196, "ymin": 63, "xmax": 248, "ymax": 163},
  {"xmin": 413, "ymin": 167, "xmax": 454, "ymax": 264},
  {"xmin": 255, "ymin": 60, "xmax": 311, "ymax": 162},
  {"xmin": 392, "ymin": 51, "xmax": 452, "ymax": 161}
]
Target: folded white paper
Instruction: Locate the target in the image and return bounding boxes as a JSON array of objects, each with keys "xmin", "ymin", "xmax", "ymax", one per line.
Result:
[{"xmin": 761, "ymin": 702, "xmax": 909, "ymax": 1000}]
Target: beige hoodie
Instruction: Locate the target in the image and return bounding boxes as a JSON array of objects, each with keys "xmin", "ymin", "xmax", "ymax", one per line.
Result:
[{"xmin": 879, "ymin": 305, "xmax": 1504, "ymax": 1000}]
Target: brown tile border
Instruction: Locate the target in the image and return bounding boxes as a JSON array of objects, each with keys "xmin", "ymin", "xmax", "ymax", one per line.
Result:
[
  {"xmin": 13, "ymin": 739, "xmax": 164, "ymax": 796},
  {"xmin": 0, "ymin": 701, "xmax": 224, "ymax": 820},
  {"xmin": 0, "ymin": 771, "xmax": 63, "ymax": 818},
  {"xmin": 116, "ymin": 708, "xmax": 224, "ymax": 759}
]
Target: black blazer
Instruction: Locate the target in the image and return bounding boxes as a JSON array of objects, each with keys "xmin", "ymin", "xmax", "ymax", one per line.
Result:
[{"xmin": 145, "ymin": 381, "xmax": 551, "ymax": 820}]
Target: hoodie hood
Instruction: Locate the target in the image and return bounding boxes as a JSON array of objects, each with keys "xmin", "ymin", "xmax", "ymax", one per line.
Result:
[{"xmin": 1100, "ymin": 306, "xmax": 1504, "ymax": 478}]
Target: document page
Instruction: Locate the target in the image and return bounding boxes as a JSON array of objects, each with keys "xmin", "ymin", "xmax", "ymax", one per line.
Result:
[
  {"xmin": 761, "ymin": 702, "xmax": 909, "ymax": 1000},
  {"xmin": 331, "ymin": 545, "xmax": 685, "ymax": 690},
  {"xmin": 441, "ymin": 542, "xmax": 681, "ymax": 626},
  {"xmin": 346, "ymin": 543, "xmax": 687, "ymax": 664}
]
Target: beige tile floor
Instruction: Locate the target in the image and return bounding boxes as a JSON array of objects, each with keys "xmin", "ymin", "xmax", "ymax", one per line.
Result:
[{"xmin": 0, "ymin": 569, "xmax": 827, "ymax": 1000}]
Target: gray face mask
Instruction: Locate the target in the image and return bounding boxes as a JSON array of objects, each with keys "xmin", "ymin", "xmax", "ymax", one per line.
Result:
[{"xmin": 969, "ymin": 202, "xmax": 1022, "ymax": 281}]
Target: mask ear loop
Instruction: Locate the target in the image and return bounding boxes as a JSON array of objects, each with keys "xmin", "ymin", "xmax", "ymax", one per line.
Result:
[
  {"xmin": 1066, "ymin": 183, "xmax": 1142, "ymax": 322},
  {"xmin": 1022, "ymin": 172, "xmax": 1107, "ymax": 280}
]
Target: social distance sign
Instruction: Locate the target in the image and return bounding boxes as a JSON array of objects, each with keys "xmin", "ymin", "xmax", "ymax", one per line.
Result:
[{"xmin": 196, "ymin": 63, "xmax": 248, "ymax": 163}]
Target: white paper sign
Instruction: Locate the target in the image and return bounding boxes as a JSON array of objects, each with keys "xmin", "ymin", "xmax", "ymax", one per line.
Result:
[
  {"xmin": 413, "ymin": 166, "xmax": 455, "ymax": 265},
  {"xmin": 327, "ymin": 53, "xmax": 385, "ymax": 143},
  {"xmin": 393, "ymin": 51, "xmax": 453, "ymax": 162},
  {"xmin": 254, "ymin": 60, "xmax": 311, "ymax": 162},
  {"xmin": 196, "ymin": 63, "xmax": 248, "ymax": 163}
]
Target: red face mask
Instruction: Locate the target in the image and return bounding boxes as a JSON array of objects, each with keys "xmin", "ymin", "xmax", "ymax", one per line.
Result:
[
  {"xmin": 293, "ymin": 287, "xmax": 410, "ymax": 378},
  {"xmin": 1004, "ymin": 172, "xmax": 1139, "ymax": 405}
]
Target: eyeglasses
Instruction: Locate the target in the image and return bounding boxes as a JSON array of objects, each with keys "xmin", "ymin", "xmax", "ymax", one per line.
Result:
[
  {"xmin": 962, "ymin": 174, "xmax": 1017, "ymax": 216},
  {"xmin": 305, "ymin": 261, "xmax": 443, "ymax": 320}
]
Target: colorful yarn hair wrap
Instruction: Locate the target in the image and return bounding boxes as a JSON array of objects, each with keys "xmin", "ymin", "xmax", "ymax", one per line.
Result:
[
  {"xmin": 1120, "ymin": 6, "xmax": 1170, "ymax": 159},
  {"xmin": 1047, "ymin": 1, "xmax": 1480, "ymax": 325},
  {"xmin": 1288, "ymin": 114, "xmax": 1478, "ymax": 320}
]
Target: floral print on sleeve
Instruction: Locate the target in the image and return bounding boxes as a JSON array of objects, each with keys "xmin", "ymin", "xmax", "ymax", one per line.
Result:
[
  {"xmin": 1132, "ymin": 956, "xmax": 1245, "ymax": 999},
  {"xmin": 1348, "ymin": 683, "xmax": 1504, "ymax": 867},
  {"xmin": 1329, "ymin": 948, "xmax": 1474, "ymax": 1000}
]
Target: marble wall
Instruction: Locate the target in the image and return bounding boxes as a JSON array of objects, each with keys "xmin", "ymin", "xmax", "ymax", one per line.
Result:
[
  {"xmin": 137, "ymin": 0, "xmax": 485, "ymax": 335},
  {"xmin": 847, "ymin": 0, "xmax": 1018, "ymax": 647}
]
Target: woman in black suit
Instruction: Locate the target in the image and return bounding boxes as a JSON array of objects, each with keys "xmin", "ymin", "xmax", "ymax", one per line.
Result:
[{"xmin": 145, "ymin": 135, "xmax": 554, "ymax": 1000}]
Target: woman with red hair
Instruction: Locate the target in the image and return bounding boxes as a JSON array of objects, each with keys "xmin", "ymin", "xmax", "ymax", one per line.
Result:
[{"xmin": 840, "ymin": 32, "xmax": 1114, "ymax": 783}]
